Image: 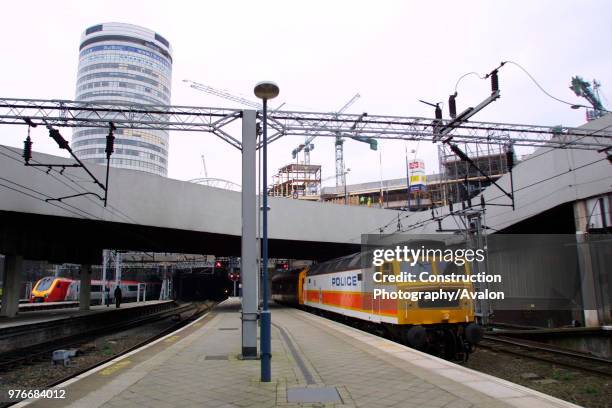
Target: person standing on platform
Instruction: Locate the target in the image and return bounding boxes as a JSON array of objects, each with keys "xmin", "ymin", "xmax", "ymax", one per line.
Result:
[
  {"xmin": 114, "ymin": 285, "xmax": 122, "ymax": 308},
  {"xmin": 104, "ymin": 286, "xmax": 110, "ymax": 307}
]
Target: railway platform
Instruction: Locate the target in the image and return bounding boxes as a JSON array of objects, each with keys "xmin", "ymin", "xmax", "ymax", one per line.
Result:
[{"xmin": 16, "ymin": 298, "xmax": 579, "ymax": 408}]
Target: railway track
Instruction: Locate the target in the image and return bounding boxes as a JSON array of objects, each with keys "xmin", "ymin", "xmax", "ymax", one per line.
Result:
[
  {"xmin": 0, "ymin": 301, "xmax": 211, "ymax": 372},
  {"xmin": 478, "ymin": 335, "xmax": 612, "ymax": 377},
  {"xmin": 0, "ymin": 301, "xmax": 215, "ymax": 407}
]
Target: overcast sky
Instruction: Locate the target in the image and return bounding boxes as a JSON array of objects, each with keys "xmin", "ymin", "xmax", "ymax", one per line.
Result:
[{"xmin": 1, "ymin": 0, "xmax": 611, "ymax": 188}]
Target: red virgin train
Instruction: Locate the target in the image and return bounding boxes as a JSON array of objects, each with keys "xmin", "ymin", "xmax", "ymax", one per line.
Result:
[{"xmin": 30, "ymin": 276, "xmax": 142, "ymax": 303}]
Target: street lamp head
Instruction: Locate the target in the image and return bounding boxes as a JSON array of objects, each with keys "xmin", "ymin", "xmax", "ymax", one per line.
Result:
[
  {"xmin": 570, "ymin": 104, "xmax": 582, "ymax": 110},
  {"xmin": 254, "ymin": 81, "xmax": 279, "ymax": 100}
]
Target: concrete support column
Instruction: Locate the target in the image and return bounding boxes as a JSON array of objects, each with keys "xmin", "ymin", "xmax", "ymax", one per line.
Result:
[
  {"xmin": 574, "ymin": 200, "xmax": 600, "ymax": 327},
  {"xmin": 241, "ymin": 109, "xmax": 259, "ymax": 358},
  {"xmin": 79, "ymin": 264, "xmax": 92, "ymax": 311},
  {"xmin": 0, "ymin": 255, "xmax": 23, "ymax": 318}
]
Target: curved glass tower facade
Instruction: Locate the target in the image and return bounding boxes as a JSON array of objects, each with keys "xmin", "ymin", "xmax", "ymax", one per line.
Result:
[{"xmin": 73, "ymin": 23, "xmax": 172, "ymax": 177}]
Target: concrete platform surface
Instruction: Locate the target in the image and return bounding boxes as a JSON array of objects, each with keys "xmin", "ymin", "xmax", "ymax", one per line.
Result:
[
  {"xmin": 0, "ymin": 300, "xmax": 173, "ymax": 329},
  {"xmin": 17, "ymin": 298, "xmax": 579, "ymax": 408}
]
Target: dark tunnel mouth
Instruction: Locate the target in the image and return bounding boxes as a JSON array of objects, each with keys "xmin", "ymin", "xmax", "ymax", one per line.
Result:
[{"xmin": 173, "ymin": 268, "xmax": 235, "ymax": 302}]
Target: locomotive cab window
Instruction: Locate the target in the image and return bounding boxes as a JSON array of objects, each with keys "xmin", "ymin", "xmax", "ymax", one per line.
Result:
[
  {"xmin": 35, "ymin": 277, "xmax": 53, "ymax": 291},
  {"xmin": 414, "ymin": 261, "xmax": 433, "ymax": 279}
]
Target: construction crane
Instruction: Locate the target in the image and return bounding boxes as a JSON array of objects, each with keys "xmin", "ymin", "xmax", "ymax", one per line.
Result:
[
  {"xmin": 334, "ymin": 118, "xmax": 378, "ymax": 189},
  {"xmin": 291, "ymin": 93, "xmax": 377, "ymax": 189},
  {"xmin": 291, "ymin": 93, "xmax": 376, "ymax": 190},
  {"xmin": 185, "ymin": 79, "xmax": 377, "ymax": 191},
  {"xmin": 570, "ymin": 76, "xmax": 606, "ymax": 121},
  {"xmin": 184, "ymin": 80, "xmax": 261, "ymax": 109},
  {"xmin": 291, "ymin": 94, "xmax": 360, "ymax": 165}
]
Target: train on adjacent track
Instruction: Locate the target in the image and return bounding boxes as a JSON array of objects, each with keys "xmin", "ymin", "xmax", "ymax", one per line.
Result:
[
  {"xmin": 272, "ymin": 251, "xmax": 484, "ymax": 360},
  {"xmin": 30, "ymin": 276, "xmax": 142, "ymax": 304}
]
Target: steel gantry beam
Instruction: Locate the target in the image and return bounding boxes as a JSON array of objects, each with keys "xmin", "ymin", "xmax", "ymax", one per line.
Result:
[
  {"xmin": 2, "ymin": 97, "xmax": 612, "ymax": 151},
  {"xmin": 0, "ymin": 97, "xmax": 244, "ymax": 149},
  {"xmin": 262, "ymin": 110, "xmax": 612, "ymax": 151}
]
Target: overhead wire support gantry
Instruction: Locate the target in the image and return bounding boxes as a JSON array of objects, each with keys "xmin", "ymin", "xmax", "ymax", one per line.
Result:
[
  {"xmin": 263, "ymin": 110, "xmax": 612, "ymax": 150},
  {"xmin": 0, "ymin": 97, "xmax": 245, "ymax": 150},
  {"xmin": 1, "ymin": 97, "xmax": 611, "ymax": 151}
]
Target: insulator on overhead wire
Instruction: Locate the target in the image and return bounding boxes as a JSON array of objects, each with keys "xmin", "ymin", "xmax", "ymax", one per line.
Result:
[
  {"xmin": 49, "ymin": 128, "xmax": 69, "ymax": 149},
  {"xmin": 480, "ymin": 195, "xmax": 485, "ymax": 209},
  {"xmin": 491, "ymin": 70, "xmax": 499, "ymax": 94},
  {"xmin": 105, "ymin": 124, "xmax": 116, "ymax": 159},
  {"xmin": 23, "ymin": 136, "xmax": 32, "ymax": 163},
  {"xmin": 448, "ymin": 94, "xmax": 457, "ymax": 118},
  {"xmin": 450, "ymin": 143, "xmax": 470, "ymax": 162},
  {"xmin": 435, "ymin": 104, "xmax": 442, "ymax": 120}
]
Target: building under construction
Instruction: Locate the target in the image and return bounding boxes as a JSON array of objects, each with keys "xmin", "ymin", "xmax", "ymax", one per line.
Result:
[
  {"xmin": 319, "ymin": 143, "xmax": 512, "ymax": 210},
  {"xmin": 270, "ymin": 163, "xmax": 322, "ymax": 200},
  {"xmin": 436, "ymin": 142, "xmax": 513, "ymax": 206}
]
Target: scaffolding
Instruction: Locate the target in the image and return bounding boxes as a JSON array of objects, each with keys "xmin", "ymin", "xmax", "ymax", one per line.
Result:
[
  {"xmin": 437, "ymin": 142, "xmax": 511, "ymax": 205},
  {"xmin": 270, "ymin": 163, "xmax": 322, "ymax": 199}
]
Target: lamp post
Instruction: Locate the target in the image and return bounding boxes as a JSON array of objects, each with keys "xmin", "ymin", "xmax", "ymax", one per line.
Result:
[
  {"xmin": 254, "ymin": 81, "xmax": 279, "ymax": 383},
  {"xmin": 343, "ymin": 168, "xmax": 351, "ymax": 205}
]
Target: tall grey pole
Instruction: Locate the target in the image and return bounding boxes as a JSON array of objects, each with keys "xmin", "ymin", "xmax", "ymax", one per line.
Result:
[
  {"xmin": 253, "ymin": 81, "xmax": 279, "ymax": 382},
  {"xmin": 241, "ymin": 109, "xmax": 258, "ymax": 358},
  {"xmin": 260, "ymin": 98, "xmax": 271, "ymax": 382}
]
